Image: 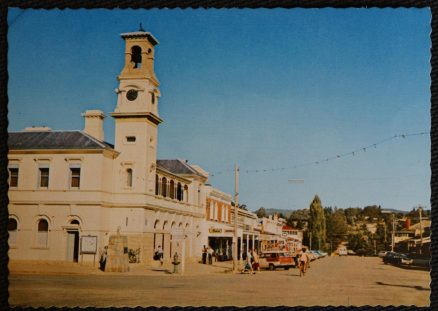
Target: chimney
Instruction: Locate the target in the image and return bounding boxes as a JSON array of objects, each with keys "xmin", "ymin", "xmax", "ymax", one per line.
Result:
[
  {"xmin": 82, "ymin": 110, "xmax": 105, "ymax": 141},
  {"xmin": 405, "ymin": 218, "xmax": 411, "ymax": 229}
]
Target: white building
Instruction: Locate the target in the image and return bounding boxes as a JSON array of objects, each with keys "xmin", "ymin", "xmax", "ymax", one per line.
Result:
[{"xmin": 7, "ymin": 29, "xmax": 212, "ymax": 265}]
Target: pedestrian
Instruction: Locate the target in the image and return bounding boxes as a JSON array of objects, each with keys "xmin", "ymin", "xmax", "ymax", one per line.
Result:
[
  {"xmin": 155, "ymin": 245, "xmax": 164, "ymax": 266},
  {"xmin": 99, "ymin": 246, "xmax": 108, "ymax": 271},
  {"xmin": 252, "ymin": 249, "xmax": 260, "ymax": 272},
  {"xmin": 202, "ymin": 245, "xmax": 207, "ymax": 264},
  {"xmin": 298, "ymin": 248, "xmax": 308, "ymax": 276},
  {"xmin": 208, "ymin": 246, "xmax": 213, "ymax": 264}
]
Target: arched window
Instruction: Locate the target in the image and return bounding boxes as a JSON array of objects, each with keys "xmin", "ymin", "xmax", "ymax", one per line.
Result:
[
  {"xmin": 169, "ymin": 180, "xmax": 175, "ymax": 199},
  {"xmin": 179, "ymin": 222, "xmax": 183, "ymax": 228},
  {"xmin": 37, "ymin": 219, "xmax": 49, "ymax": 247},
  {"xmin": 155, "ymin": 175, "xmax": 159, "ymax": 195},
  {"xmin": 70, "ymin": 219, "xmax": 80, "ymax": 225},
  {"xmin": 161, "ymin": 177, "xmax": 167, "ymax": 197},
  {"xmin": 177, "ymin": 183, "xmax": 182, "ymax": 201},
  {"xmin": 171, "ymin": 221, "xmax": 176, "ymax": 229},
  {"xmin": 131, "ymin": 46, "xmax": 142, "ymax": 68},
  {"xmin": 184, "ymin": 185, "xmax": 189, "ymax": 203},
  {"xmin": 8, "ymin": 218, "xmax": 18, "ymax": 245},
  {"xmin": 126, "ymin": 168, "xmax": 133, "ymax": 187}
]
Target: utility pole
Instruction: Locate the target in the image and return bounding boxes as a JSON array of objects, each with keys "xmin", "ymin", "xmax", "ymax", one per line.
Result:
[
  {"xmin": 233, "ymin": 164, "xmax": 239, "ymax": 272},
  {"xmin": 419, "ymin": 206, "xmax": 423, "ymax": 255},
  {"xmin": 391, "ymin": 214, "xmax": 395, "ymax": 252}
]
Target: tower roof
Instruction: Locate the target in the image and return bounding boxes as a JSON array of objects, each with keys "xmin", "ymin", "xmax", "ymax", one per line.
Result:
[{"xmin": 120, "ymin": 31, "xmax": 159, "ymax": 46}]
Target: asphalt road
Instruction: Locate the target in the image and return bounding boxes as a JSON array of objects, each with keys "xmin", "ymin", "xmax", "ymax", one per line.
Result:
[{"xmin": 9, "ymin": 256, "xmax": 430, "ymax": 307}]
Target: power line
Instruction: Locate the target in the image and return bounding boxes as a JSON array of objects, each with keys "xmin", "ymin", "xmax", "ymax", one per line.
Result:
[{"xmin": 209, "ymin": 131, "xmax": 429, "ymax": 177}]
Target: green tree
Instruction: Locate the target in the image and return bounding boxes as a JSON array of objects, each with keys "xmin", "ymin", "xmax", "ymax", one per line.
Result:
[
  {"xmin": 256, "ymin": 207, "xmax": 266, "ymax": 218},
  {"xmin": 308, "ymin": 195, "xmax": 326, "ymax": 250},
  {"xmin": 326, "ymin": 210, "xmax": 348, "ymax": 251},
  {"xmin": 362, "ymin": 205, "xmax": 381, "ymax": 219}
]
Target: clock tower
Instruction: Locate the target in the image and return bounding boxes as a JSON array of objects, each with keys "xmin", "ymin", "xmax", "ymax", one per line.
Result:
[{"xmin": 111, "ymin": 28, "xmax": 162, "ymax": 194}]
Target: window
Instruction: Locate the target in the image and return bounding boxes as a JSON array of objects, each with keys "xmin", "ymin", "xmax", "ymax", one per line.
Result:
[
  {"xmin": 8, "ymin": 218, "xmax": 18, "ymax": 245},
  {"xmin": 70, "ymin": 167, "xmax": 81, "ymax": 188},
  {"xmin": 161, "ymin": 177, "xmax": 167, "ymax": 197},
  {"xmin": 8, "ymin": 167, "xmax": 18, "ymax": 187},
  {"xmin": 39, "ymin": 167, "xmax": 49, "ymax": 188},
  {"xmin": 177, "ymin": 183, "xmax": 182, "ymax": 201},
  {"xmin": 155, "ymin": 175, "xmax": 159, "ymax": 195},
  {"xmin": 37, "ymin": 219, "xmax": 49, "ymax": 247},
  {"xmin": 126, "ymin": 168, "xmax": 133, "ymax": 187},
  {"xmin": 169, "ymin": 180, "xmax": 175, "ymax": 199},
  {"xmin": 126, "ymin": 136, "xmax": 136, "ymax": 143},
  {"xmin": 151, "ymin": 93, "xmax": 155, "ymax": 104},
  {"xmin": 209, "ymin": 202, "xmax": 214, "ymax": 220}
]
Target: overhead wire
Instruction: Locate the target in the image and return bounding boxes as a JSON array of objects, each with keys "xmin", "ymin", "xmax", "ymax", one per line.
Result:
[{"xmin": 209, "ymin": 131, "xmax": 429, "ymax": 177}]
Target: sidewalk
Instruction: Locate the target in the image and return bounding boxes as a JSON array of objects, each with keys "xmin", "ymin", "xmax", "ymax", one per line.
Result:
[{"xmin": 9, "ymin": 259, "xmax": 235, "ymax": 276}]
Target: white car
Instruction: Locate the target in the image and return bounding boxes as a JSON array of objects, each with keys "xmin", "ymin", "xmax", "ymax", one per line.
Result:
[{"xmin": 338, "ymin": 248, "xmax": 348, "ymax": 256}]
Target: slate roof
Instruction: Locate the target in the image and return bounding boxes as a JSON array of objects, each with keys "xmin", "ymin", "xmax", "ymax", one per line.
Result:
[
  {"xmin": 157, "ymin": 159, "xmax": 204, "ymax": 177},
  {"xmin": 8, "ymin": 131, "xmax": 114, "ymax": 150}
]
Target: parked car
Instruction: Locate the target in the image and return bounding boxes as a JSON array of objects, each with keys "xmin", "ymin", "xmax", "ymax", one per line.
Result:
[
  {"xmin": 259, "ymin": 251, "xmax": 295, "ymax": 270},
  {"xmin": 316, "ymin": 250, "xmax": 328, "ymax": 258},
  {"xmin": 338, "ymin": 247, "xmax": 348, "ymax": 256},
  {"xmin": 383, "ymin": 252, "xmax": 413, "ymax": 265},
  {"xmin": 310, "ymin": 250, "xmax": 321, "ymax": 259}
]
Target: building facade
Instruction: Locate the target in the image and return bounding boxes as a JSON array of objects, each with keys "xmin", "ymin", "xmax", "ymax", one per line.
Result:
[{"xmin": 7, "ymin": 30, "xmax": 208, "ymax": 265}]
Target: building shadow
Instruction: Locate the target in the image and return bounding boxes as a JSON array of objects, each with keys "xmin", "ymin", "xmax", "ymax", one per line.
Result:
[{"xmin": 376, "ymin": 281, "xmax": 430, "ymax": 291}]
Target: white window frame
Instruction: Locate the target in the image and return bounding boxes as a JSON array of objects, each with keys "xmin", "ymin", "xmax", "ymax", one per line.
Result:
[
  {"xmin": 38, "ymin": 165, "xmax": 50, "ymax": 189},
  {"xmin": 69, "ymin": 164, "xmax": 81, "ymax": 189},
  {"xmin": 209, "ymin": 201, "xmax": 214, "ymax": 220},
  {"xmin": 8, "ymin": 164, "xmax": 19, "ymax": 188}
]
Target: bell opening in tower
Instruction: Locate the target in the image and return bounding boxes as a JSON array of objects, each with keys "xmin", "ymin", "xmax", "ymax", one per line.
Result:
[{"xmin": 131, "ymin": 45, "xmax": 142, "ymax": 68}]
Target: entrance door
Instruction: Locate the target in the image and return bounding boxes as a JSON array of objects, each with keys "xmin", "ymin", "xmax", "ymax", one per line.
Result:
[{"xmin": 67, "ymin": 231, "xmax": 79, "ymax": 262}]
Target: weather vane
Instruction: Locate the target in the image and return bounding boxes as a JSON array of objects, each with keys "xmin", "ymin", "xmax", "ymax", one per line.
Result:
[{"xmin": 139, "ymin": 23, "xmax": 145, "ymax": 32}]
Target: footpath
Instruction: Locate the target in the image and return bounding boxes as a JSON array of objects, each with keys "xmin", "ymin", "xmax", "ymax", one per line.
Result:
[{"xmin": 9, "ymin": 259, "xmax": 234, "ymax": 277}]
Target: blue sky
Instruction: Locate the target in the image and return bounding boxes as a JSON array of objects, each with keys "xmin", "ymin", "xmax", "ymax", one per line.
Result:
[{"xmin": 8, "ymin": 8, "xmax": 431, "ymax": 212}]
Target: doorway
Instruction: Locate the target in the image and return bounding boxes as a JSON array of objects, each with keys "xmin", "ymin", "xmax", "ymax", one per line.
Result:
[{"xmin": 66, "ymin": 231, "xmax": 79, "ymax": 262}]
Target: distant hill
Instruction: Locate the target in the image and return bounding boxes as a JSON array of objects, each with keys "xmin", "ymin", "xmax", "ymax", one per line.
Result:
[
  {"xmin": 381, "ymin": 208, "xmax": 409, "ymax": 215},
  {"xmin": 252, "ymin": 207, "xmax": 410, "ymax": 218},
  {"xmin": 251, "ymin": 208, "xmax": 297, "ymax": 218}
]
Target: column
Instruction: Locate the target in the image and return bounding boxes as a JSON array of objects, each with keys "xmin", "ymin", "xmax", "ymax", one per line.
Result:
[
  {"xmin": 252, "ymin": 234, "xmax": 255, "ymax": 251},
  {"xmin": 246, "ymin": 234, "xmax": 249, "ymax": 254}
]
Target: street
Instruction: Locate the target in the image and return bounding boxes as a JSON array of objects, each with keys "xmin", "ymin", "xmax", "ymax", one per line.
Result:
[{"xmin": 9, "ymin": 256, "xmax": 430, "ymax": 307}]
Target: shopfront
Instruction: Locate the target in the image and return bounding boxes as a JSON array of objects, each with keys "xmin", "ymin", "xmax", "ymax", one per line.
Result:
[{"xmin": 207, "ymin": 227, "xmax": 234, "ymax": 261}]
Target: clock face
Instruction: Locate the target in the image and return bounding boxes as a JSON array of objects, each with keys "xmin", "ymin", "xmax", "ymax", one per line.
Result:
[{"xmin": 126, "ymin": 89, "xmax": 138, "ymax": 101}]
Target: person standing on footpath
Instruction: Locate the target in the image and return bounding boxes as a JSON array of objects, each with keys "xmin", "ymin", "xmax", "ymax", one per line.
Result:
[
  {"xmin": 156, "ymin": 245, "xmax": 164, "ymax": 266},
  {"xmin": 202, "ymin": 245, "xmax": 207, "ymax": 264},
  {"xmin": 251, "ymin": 249, "xmax": 260, "ymax": 272}
]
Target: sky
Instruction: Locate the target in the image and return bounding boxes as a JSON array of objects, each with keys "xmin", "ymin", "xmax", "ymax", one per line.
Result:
[{"xmin": 7, "ymin": 8, "xmax": 431, "ymax": 212}]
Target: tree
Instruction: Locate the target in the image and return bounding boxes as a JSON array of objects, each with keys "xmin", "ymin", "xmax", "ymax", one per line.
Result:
[
  {"xmin": 256, "ymin": 207, "xmax": 266, "ymax": 218},
  {"xmin": 308, "ymin": 195, "xmax": 326, "ymax": 250},
  {"xmin": 326, "ymin": 210, "xmax": 348, "ymax": 250},
  {"xmin": 362, "ymin": 205, "xmax": 381, "ymax": 219}
]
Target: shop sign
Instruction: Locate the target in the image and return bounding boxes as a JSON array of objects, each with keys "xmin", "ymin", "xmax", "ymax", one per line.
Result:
[
  {"xmin": 209, "ymin": 228, "xmax": 222, "ymax": 234},
  {"xmin": 224, "ymin": 229, "xmax": 234, "ymax": 233}
]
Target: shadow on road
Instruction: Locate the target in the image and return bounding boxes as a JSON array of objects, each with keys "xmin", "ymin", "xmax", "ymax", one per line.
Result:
[{"xmin": 376, "ymin": 281, "xmax": 430, "ymax": 291}]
